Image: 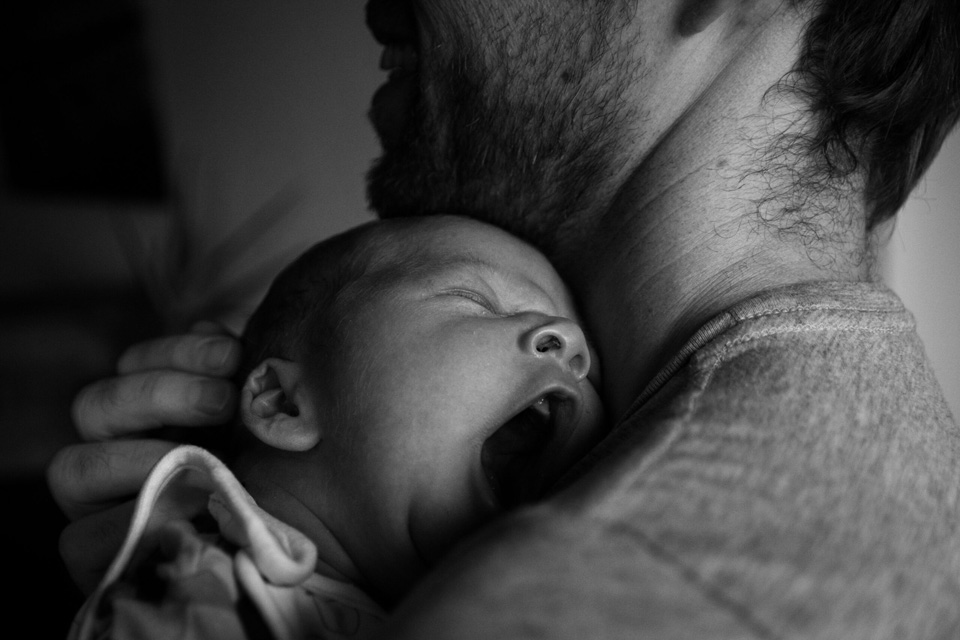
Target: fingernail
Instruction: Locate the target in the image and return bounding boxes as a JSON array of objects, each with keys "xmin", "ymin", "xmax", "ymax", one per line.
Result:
[
  {"xmin": 197, "ymin": 381, "xmax": 232, "ymax": 416},
  {"xmin": 201, "ymin": 337, "xmax": 235, "ymax": 370}
]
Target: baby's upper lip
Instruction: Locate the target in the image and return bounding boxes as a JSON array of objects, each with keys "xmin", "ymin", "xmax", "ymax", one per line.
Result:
[
  {"xmin": 365, "ymin": 0, "xmax": 418, "ymax": 46},
  {"xmin": 515, "ymin": 379, "xmax": 585, "ymax": 451}
]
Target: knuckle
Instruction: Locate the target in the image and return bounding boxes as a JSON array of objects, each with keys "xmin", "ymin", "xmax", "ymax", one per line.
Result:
[
  {"xmin": 70, "ymin": 387, "xmax": 93, "ymax": 434},
  {"xmin": 46, "ymin": 448, "xmax": 73, "ymax": 508},
  {"xmin": 141, "ymin": 371, "xmax": 170, "ymax": 408},
  {"xmin": 123, "ymin": 371, "xmax": 173, "ymax": 420},
  {"xmin": 46, "ymin": 446, "xmax": 101, "ymax": 515},
  {"xmin": 101, "ymin": 377, "xmax": 129, "ymax": 415},
  {"xmin": 173, "ymin": 336, "xmax": 203, "ymax": 371},
  {"xmin": 72, "ymin": 378, "xmax": 130, "ymax": 441},
  {"xmin": 62, "ymin": 447, "xmax": 98, "ymax": 489}
]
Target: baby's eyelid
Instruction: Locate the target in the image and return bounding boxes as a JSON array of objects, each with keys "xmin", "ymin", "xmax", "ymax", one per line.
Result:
[{"xmin": 446, "ymin": 288, "xmax": 500, "ymax": 314}]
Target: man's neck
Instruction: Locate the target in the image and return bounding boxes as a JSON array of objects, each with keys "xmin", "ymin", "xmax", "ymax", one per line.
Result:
[{"xmin": 564, "ymin": 8, "xmax": 868, "ymax": 421}]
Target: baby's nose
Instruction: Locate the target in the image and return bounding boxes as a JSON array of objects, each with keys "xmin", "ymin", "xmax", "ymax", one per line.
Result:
[{"xmin": 522, "ymin": 318, "xmax": 592, "ymax": 381}]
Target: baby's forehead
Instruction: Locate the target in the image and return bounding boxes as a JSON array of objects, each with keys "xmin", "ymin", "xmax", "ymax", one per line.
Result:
[
  {"xmin": 365, "ymin": 240, "xmax": 502, "ymax": 290},
  {"xmin": 358, "ymin": 218, "xmax": 577, "ymax": 313},
  {"xmin": 365, "ymin": 220, "xmax": 530, "ymax": 277}
]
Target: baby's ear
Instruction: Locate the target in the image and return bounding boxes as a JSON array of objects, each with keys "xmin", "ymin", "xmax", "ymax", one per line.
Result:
[{"xmin": 240, "ymin": 358, "xmax": 321, "ymax": 451}]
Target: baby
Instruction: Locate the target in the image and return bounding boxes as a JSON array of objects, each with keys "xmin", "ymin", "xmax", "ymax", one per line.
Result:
[{"xmin": 70, "ymin": 215, "xmax": 605, "ymax": 640}]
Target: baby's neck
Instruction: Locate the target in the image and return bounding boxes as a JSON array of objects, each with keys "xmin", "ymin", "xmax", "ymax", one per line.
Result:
[{"xmin": 234, "ymin": 454, "xmax": 361, "ymax": 587}]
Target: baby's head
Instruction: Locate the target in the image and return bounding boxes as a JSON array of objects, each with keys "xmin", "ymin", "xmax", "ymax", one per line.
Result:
[{"xmin": 232, "ymin": 215, "xmax": 605, "ymax": 603}]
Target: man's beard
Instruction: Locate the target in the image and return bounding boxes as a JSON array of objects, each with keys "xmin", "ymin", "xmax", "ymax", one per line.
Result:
[{"xmin": 366, "ymin": 11, "xmax": 638, "ymax": 262}]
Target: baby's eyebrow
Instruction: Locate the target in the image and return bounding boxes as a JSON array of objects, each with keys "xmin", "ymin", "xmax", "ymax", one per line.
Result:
[
  {"xmin": 401, "ymin": 253, "xmax": 501, "ymax": 280},
  {"xmin": 434, "ymin": 254, "xmax": 500, "ymax": 275}
]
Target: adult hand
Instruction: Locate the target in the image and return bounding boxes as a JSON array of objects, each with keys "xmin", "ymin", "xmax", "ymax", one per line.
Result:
[{"xmin": 47, "ymin": 321, "xmax": 241, "ymax": 593}]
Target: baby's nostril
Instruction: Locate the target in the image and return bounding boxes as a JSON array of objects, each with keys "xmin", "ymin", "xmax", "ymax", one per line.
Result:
[
  {"xmin": 536, "ymin": 335, "xmax": 562, "ymax": 353},
  {"xmin": 569, "ymin": 354, "xmax": 586, "ymax": 377}
]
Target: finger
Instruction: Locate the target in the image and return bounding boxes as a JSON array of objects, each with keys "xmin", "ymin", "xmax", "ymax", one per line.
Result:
[
  {"xmin": 117, "ymin": 332, "xmax": 241, "ymax": 377},
  {"xmin": 71, "ymin": 371, "xmax": 237, "ymax": 441},
  {"xmin": 47, "ymin": 440, "xmax": 178, "ymax": 520},
  {"xmin": 59, "ymin": 501, "xmax": 136, "ymax": 595}
]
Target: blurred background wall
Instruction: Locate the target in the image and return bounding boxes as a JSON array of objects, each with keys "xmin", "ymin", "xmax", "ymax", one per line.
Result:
[
  {"xmin": 0, "ymin": 2, "xmax": 956, "ymax": 635},
  {"xmin": 0, "ymin": 3, "xmax": 377, "ymax": 635},
  {"xmin": 881, "ymin": 132, "xmax": 960, "ymax": 426}
]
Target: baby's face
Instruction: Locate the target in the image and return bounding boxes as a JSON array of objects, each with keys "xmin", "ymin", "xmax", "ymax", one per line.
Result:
[{"xmin": 315, "ymin": 216, "xmax": 604, "ymax": 599}]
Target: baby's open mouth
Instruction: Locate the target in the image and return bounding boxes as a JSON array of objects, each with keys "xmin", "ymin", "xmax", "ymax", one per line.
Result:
[{"xmin": 481, "ymin": 394, "xmax": 566, "ymax": 509}]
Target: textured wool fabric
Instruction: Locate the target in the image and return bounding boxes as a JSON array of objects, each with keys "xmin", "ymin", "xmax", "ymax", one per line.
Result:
[{"xmin": 385, "ymin": 281, "xmax": 960, "ymax": 639}]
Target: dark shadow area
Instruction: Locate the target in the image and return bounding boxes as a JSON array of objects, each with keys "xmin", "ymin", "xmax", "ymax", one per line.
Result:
[
  {"xmin": 0, "ymin": 1, "xmax": 170, "ymax": 633},
  {"xmin": 0, "ymin": 478, "xmax": 86, "ymax": 637},
  {"xmin": 0, "ymin": 291, "xmax": 161, "ymax": 637},
  {"xmin": 0, "ymin": 0, "xmax": 167, "ymax": 200}
]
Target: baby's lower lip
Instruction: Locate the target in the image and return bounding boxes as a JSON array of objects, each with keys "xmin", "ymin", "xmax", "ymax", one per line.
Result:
[{"xmin": 370, "ymin": 71, "xmax": 418, "ymax": 150}]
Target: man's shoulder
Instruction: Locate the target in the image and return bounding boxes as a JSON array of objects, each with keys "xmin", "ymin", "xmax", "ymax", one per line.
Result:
[{"xmin": 554, "ymin": 281, "xmax": 960, "ymax": 637}]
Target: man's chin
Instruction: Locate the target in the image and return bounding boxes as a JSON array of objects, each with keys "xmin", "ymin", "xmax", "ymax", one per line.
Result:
[{"xmin": 365, "ymin": 149, "xmax": 437, "ymax": 220}]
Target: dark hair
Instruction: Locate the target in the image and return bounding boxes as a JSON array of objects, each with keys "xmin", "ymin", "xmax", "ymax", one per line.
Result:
[
  {"xmin": 790, "ymin": 0, "xmax": 960, "ymax": 229},
  {"xmin": 216, "ymin": 220, "xmax": 396, "ymax": 461},
  {"xmin": 224, "ymin": 217, "xmax": 438, "ymax": 459},
  {"xmin": 238, "ymin": 217, "xmax": 441, "ymax": 382},
  {"xmin": 239, "ymin": 223, "xmax": 376, "ymax": 383}
]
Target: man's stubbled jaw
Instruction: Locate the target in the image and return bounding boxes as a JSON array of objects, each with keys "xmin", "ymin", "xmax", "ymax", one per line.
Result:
[{"xmin": 364, "ymin": 0, "xmax": 643, "ymax": 263}]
